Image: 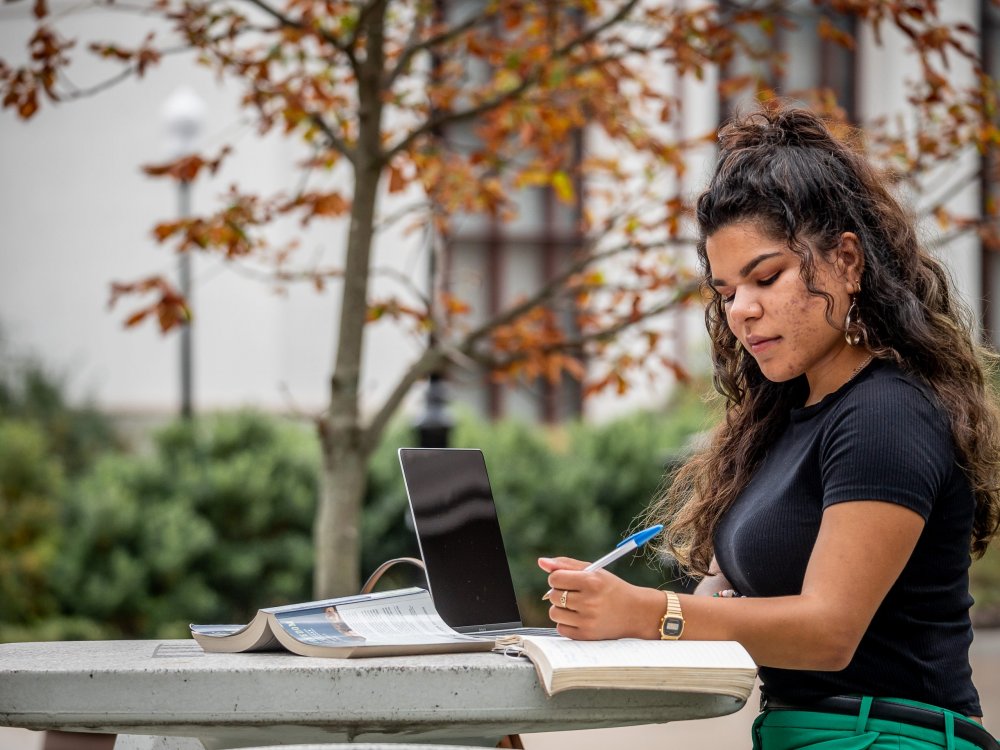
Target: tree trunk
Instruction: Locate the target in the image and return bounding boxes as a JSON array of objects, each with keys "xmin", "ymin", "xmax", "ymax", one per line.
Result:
[
  {"xmin": 313, "ymin": 0, "xmax": 389, "ymax": 599},
  {"xmin": 313, "ymin": 431, "xmax": 369, "ymax": 598},
  {"xmin": 313, "ymin": 156, "xmax": 381, "ymax": 598}
]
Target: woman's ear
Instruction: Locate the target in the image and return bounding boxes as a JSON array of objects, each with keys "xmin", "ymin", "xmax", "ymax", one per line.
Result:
[{"xmin": 835, "ymin": 232, "xmax": 864, "ymax": 289}]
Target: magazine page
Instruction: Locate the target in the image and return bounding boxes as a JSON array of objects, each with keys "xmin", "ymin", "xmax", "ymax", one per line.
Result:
[
  {"xmin": 189, "ymin": 624, "xmax": 247, "ymax": 637},
  {"xmin": 273, "ymin": 589, "xmax": 481, "ymax": 647},
  {"xmin": 262, "ymin": 586, "xmax": 425, "ymax": 615},
  {"xmin": 272, "ymin": 609, "xmax": 370, "ymax": 647},
  {"xmin": 335, "ymin": 589, "xmax": 481, "ymax": 642}
]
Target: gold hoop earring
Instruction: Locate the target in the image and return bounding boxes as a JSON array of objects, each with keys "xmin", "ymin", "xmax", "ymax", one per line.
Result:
[{"xmin": 844, "ymin": 295, "xmax": 864, "ymax": 346}]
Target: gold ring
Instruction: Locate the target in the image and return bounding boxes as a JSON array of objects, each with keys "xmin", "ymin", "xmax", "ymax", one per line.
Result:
[{"xmin": 559, "ymin": 590, "xmax": 568, "ymax": 608}]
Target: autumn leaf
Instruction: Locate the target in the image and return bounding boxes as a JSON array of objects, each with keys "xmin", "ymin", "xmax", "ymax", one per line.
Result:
[
  {"xmin": 142, "ymin": 146, "xmax": 231, "ymax": 183},
  {"xmin": 817, "ymin": 17, "xmax": 856, "ymax": 50},
  {"xmin": 515, "ymin": 169, "xmax": 549, "ymax": 188},
  {"xmin": 109, "ymin": 276, "xmax": 191, "ymax": 333},
  {"xmin": 387, "ymin": 162, "xmax": 407, "ymax": 193},
  {"xmin": 551, "ymin": 170, "xmax": 575, "ymax": 203},
  {"xmin": 153, "ymin": 220, "xmax": 186, "ymax": 241},
  {"xmin": 365, "ymin": 298, "xmax": 427, "ymax": 329},
  {"xmin": 283, "ymin": 191, "xmax": 351, "ymax": 225},
  {"xmin": 89, "ymin": 44, "xmax": 133, "ymax": 62},
  {"xmin": 441, "ymin": 292, "xmax": 471, "ymax": 316}
]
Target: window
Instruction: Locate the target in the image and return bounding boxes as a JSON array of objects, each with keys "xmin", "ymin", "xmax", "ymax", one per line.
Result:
[
  {"xmin": 445, "ymin": 165, "xmax": 584, "ymax": 423},
  {"xmin": 437, "ymin": 2, "xmax": 585, "ymax": 423},
  {"xmin": 718, "ymin": 1, "xmax": 858, "ymax": 121}
]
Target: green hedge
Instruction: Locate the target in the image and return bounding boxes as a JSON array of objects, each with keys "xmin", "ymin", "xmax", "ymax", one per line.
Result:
[
  {"xmin": 0, "ymin": 382, "xmax": 715, "ymax": 640},
  {"xmin": 5, "ymin": 364, "xmax": 998, "ymax": 641},
  {"xmin": 0, "ymin": 411, "xmax": 320, "ymax": 642},
  {"xmin": 0, "ymin": 419, "xmax": 64, "ymax": 628}
]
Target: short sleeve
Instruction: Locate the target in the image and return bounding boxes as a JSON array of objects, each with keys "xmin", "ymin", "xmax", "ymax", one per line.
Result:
[{"xmin": 819, "ymin": 375, "xmax": 952, "ymax": 519}]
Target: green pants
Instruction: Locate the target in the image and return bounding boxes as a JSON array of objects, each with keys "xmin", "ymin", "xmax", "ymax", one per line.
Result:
[{"xmin": 752, "ymin": 697, "xmax": 996, "ymax": 750}]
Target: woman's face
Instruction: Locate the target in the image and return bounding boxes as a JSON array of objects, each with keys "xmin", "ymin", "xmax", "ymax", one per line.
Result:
[{"xmin": 706, "ymin": 221, "xmax": 863, "ymax": 404}]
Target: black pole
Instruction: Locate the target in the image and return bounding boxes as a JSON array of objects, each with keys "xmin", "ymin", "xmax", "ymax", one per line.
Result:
[
  {"xmin": 178, "ymin": 179, "xmax": 193, "ymax": 420},
  {"xmin": 415, "ymin": 371, "xmax": 452, "ymax": 448},
  {"xmin": 414, "ymin": 205, "xmax": 452, "ymax": 447}
]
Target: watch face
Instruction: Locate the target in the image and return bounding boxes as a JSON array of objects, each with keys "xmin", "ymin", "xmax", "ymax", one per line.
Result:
[{"xmin": 661, "ymin": 617, "xmax": 684, "ymax": 638}]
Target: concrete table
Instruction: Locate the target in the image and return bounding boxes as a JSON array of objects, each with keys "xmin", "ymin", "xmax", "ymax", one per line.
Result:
[{"xmin": 0, "ymin": 640, "xmax": 748, "ymax": 750}]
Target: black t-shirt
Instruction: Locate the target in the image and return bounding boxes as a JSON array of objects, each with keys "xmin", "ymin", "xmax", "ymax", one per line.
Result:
[{"xmin": 713, "ymin": 360, "xmax": 981, "ymax": 716}]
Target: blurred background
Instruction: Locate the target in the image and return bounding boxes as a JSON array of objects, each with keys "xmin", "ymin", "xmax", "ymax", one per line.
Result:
[{"xmin": 2, "ymin": 0, "xmax": 1000, "ymax": 746}]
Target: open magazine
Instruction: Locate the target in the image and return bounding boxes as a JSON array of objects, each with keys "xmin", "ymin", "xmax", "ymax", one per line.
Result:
[{"xmin": 190, "ymin": 587, "xmax": 493, "ymax": 658}]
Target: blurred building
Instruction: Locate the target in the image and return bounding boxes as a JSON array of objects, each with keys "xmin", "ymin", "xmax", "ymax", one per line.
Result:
[{"xmin": 0, "ymin": 0, "xmax": 994, "ymax": 425}]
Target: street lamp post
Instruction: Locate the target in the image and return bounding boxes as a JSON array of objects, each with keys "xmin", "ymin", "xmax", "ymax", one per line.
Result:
[
  {"xmin": 414, "ymin": 371, "xmax": 453, "ymax": 448},
  {"xmin": 162, "ymin": 86, "xmax": 206, "ymax": 420},
  {"xmin": 413, "ymin": 222, "xmax": 453, "ymax": 448}
]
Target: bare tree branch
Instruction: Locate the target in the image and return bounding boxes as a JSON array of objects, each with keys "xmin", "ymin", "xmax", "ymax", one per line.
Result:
[
  {"xmin": 385, "ymin": 8, "xmax": 494, "ymax": 89},
  {"xmin": 462, "ymin": 234, "xmax": 692, "ymax": 347},
  {"xmin": 361, "ymin": 232, "xmax": 693, "ymax": 452},
  {"xmin": 239, "ymin": 0, "xmax": 360, "ymax": 71},
  {"xmin": 53, "ymin": 43, "xmax": 189, "ymax": 101},
  {"xmin": 372, "ymin": 199, "xmax": 434, "ymax": 231},
  {"xmin": 368, "ymin": 266, "xmax": 431, "ymax": 308},
  {"xmin": 916, "ymin": 165, "xmax": 985, "ymax": 219},
  {"xmin": 308, "ymin": 113, "xmax": 358, "ymax": 165},
  {"xmin": 239, "ymin": 0, "xmax": 304, "ymax": 33},
  {"xmin": 383, "ymin": 0, "xmax": 642, "ymax": 161},
  {"xmin": 361, "ymin": 273, "xmax": 693, "ymax": 453},
  {"xmin": 361, "ymin": 346, "xmax": 447, "ymax": 453},
  {"xmin": 925, "ymin": 223, "xmax": 981, "ymax": 251},
  {"xmin": 464, "ymin": 280, "xmax": 700, "ymax": 371}
]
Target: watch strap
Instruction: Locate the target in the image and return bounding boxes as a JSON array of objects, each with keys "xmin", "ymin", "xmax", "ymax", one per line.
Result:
[{"xmin": 659, "ymin": 589, "xmax": 684, "ymax": 640}]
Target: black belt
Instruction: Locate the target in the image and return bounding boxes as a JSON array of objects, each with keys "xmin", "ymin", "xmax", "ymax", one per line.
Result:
[{"xmin": 760, "ymin": 694, "xmax": 999, "ymax": 750}]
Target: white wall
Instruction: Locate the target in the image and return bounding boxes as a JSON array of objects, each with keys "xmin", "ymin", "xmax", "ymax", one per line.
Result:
[
  {"xmin": 0, "ymin": 3, "xmax": 427, "ymax": 418},
  {"xmin": 857, "ymin": 0, "xmax": 983, "ymax": 326}
]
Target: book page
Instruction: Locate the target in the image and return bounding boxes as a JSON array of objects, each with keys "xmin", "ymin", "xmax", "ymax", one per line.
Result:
[{"xmin": 523, "ymin": 637, "xmax": 756, "ymax": 670}]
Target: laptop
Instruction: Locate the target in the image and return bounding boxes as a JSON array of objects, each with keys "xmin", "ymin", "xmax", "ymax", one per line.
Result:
[{"xmin": 398, "ymin": 447, "xmax": 557, "ymax": 638}]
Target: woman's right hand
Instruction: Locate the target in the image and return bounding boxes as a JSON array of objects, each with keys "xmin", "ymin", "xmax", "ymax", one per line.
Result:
[{"xmin": 538, "ymin": 556, "xmax": 666, "ymax": 640}]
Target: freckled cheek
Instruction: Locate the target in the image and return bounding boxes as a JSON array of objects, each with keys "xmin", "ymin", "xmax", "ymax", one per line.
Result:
[
  {"xmin": 779, "ymin": 293, "xmax": 827, "ymax": 339},
  {"xmin": 785, "ymin": 311, "xmax": 816, "ymax": 347},
  {"xmin": 786, "ymin": 294, "xmax": 838, "ymax": 342}
]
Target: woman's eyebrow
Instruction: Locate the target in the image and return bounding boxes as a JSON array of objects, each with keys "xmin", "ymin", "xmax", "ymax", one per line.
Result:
[{"xmin": 710, "ymin": 252, "xmax": 783, "ymax": 287}]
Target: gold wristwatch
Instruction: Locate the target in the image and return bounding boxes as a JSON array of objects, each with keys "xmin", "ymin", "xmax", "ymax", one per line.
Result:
[{"xmin": 659, "ymin": 590, "xmax": 685, "ymax": 640}]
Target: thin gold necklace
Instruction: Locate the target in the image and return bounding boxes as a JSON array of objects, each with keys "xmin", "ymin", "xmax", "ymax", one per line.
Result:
[{"xmin": 847, "ymin": 353, "xmax": 873, "ymax": 384}]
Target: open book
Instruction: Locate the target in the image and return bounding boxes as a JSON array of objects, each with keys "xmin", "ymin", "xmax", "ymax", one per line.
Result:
[
  {"xmin": 190, "ymin": 587, "xmax": 494, "ymax": 658},
  {"xmin": 497, "ymin": 635, "xmax": 757, "ymax": 699}
]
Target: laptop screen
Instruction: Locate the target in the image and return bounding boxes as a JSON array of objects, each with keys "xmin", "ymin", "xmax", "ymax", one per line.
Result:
[{"xmin": 398, "ymin": 448, "xmax": 522, "ymax": 631}]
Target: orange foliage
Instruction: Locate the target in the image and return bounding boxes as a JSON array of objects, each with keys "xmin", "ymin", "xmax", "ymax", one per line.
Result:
[
  {"xmin": 3, "ymin": 0, "xmax": 997, "ymax": 399},
  {"xmin": 142, "ymin": 147, "xmax": 231, "ymax": 183},
  {"xmin": 109, "ymin": 276, "xmax": 191, "ymax": 334}
]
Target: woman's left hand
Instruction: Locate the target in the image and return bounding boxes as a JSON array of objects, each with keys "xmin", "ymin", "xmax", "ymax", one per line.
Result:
[{"xmin": 538, "ymin": 556, "xmax": 665, "ymax": 640}]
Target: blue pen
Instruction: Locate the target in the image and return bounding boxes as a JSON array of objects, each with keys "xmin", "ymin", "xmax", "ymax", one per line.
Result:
[{"xmin": 542, "ymin": 524, "xmax": 664, "ymax": 601}]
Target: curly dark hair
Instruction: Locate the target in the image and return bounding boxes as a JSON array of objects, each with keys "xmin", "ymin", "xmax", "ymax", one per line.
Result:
[{"xmin": 645, "ymin": 105, "xmax": 1000, "ymax": 577}]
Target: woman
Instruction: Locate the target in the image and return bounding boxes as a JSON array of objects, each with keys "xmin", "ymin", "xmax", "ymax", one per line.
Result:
[{"xmin": 539, "ymin": 106, "xmax": 1000, "ymax": 749}]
